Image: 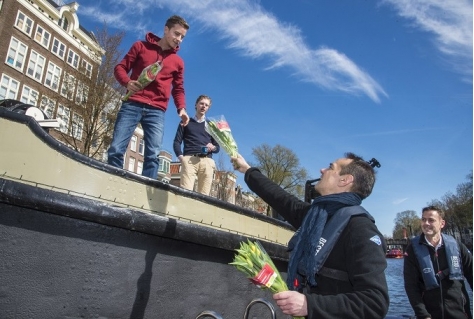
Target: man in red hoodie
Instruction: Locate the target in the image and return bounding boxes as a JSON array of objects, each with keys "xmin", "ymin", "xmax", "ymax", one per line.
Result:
[{"xmin": 108, "ymin": 15, "xmax": 190, "ymax": 178}]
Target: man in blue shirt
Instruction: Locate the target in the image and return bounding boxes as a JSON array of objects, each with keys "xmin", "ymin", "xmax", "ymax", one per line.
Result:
[{"xmin": 173, "ymin": 95, "xmax": 220, "ymax": 195}]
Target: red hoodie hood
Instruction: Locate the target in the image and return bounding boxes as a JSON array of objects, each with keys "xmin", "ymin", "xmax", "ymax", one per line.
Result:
[{"xmin": 145, "ymin": 32, "xmax": 180, "ymax": 54}]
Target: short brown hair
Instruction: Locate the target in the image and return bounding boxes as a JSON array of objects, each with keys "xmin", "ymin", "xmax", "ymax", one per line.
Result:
[
  {"xmin": 166, "ymin": 15, "xmax": 189, "ymax": 30},
  {"xmin": 422, "ymin": 205, "xmax": 445, "ymax": 219},
  {"xmin": 340, "ymin": 152, "xmax": 376, "ymax": 200},
  {"xmin": 195, "ymin": 95, "xmax": 212, "ymax": 107}
]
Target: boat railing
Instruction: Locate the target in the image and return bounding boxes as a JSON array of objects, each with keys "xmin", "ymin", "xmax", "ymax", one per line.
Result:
[
  {"xmin": 195, "ymin": 310, "xmax": 224, "ymax": 319},
  {"xmin": 243, "ymin": 298, "xmax": 276, "ymax": 319},
  {"xmin": 195, "ymin": 297, "xmax": 276, "ymax": 319}
]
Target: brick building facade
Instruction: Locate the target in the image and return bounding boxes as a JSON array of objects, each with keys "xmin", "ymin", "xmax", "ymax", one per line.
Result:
[{"xmin": 0, "ymin": 0, "xmax": 107, "ymax": 153}]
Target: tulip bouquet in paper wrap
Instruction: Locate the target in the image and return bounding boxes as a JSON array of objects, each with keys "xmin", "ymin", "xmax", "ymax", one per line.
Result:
[
  {"xmin": 229, "ymin": 240, "xmax": 304, "ymax": 319},
  {"xmin": 122, "ymin": 61, "xmax": 162, "ymax": 101},
  {"xmin": 205, "ymin": 115, "xmax": 238, "ymax": 157}
]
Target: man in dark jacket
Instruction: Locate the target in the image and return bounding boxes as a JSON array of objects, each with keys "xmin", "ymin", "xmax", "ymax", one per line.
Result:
[
  {"xmin": 231, "ymin": 152, "xmax": 389, "ymax": 318},
  {"xmin": 173, "ymin": 94, "xmax": 220, "ymax": 195},
  {"xmin": 404, "ymin": 206, "xmax": 473, "ymax": 319}
]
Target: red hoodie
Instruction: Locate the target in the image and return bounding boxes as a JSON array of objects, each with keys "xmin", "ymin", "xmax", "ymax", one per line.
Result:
[{"xmin": 114, "ymin": 32, "xmax": 186, "ymax": 112}]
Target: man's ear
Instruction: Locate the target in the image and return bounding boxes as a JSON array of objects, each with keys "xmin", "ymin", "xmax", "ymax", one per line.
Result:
[
  {"xmin": 440, "ymin": 219, "xmax": 446, "ymax": 229},
  {"xmin": 338, "ymin": 174, "xmax": 354, "ymax": 187}
]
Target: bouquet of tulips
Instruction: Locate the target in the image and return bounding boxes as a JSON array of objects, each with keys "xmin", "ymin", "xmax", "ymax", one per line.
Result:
[
  {"xmin": 230, "ymin": 240, "xmax": 304, "ymax": 319},
  {"xmin": 122, "ymin": 61, "xmax": 162, "ymax": 101},
  {"xmin": 205, "ymin": 115, "xmax": 238, "ymax": 158}
]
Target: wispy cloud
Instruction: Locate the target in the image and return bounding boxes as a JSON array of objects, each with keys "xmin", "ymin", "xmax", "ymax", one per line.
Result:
[
  {"xmin": 79, "ymin": 0, "xmax": 388, "ymax": 103},
  {"xmin": 393, "ymin": 198, "xmax": 409, "ymax": 205},
  {"xmin": 79, "ymin": 5, "xmax": 149, "ymax": 33},
  {"xmin": 381, "ymin": 0, "xmax": 473, "ymax": 79}
]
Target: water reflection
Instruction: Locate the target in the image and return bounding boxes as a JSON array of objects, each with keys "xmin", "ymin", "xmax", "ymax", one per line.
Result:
[{"xmin": 385, "ymin": 258, "xmax": 413, "ymax": 317}]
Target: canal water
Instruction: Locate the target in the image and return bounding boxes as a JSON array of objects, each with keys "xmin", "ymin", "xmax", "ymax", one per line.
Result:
[
  {"xmin": 385, "ymin": 258, "xmax": 413, "ymax": 317},
  {"xmin": 385, "ymin": 258, "xmax": 473, "ymax": 318}
]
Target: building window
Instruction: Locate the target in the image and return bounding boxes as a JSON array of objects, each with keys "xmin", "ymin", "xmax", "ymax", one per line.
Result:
[
  {"xmin": 44, "ymin": 62, "xmax": 62, "ymax": 91},
  {"xmin": 158, "ymin": 159, "xmax": 170, "ymax": 174},
  {"xmin": 51, "ymin": 38, "xmax": 66, "ymax": 59},
  {"xmin": 128, "ymin": 157, "xmax": 136, "ymax": 172},
  {"xmin": 67, "ymin": 49, "xmax": 79, "ymax": 69},
  {"xmin": 0, "ymin": 74, "xmax": 20, "ymax": 100},
  {"xmin": 60, "ymin": 73, "xmax": 76, "ymax": 100},
  {"xmin": 15, "ymin": 11, "xmax": 33, "ymax": 36},
  {"xmin": 130, "ymin": 135, "xmax": 137, "ymax": 152},
  {"xmin": 6, "ymin": 37, "xmax": 27, "ymax": 71},
  {"xmin": 40, "ymin": 96, "xmax": 56, "ymax": 118},
  {"xmin": 100, "ymin": 111, "xmax": 109, "ymax": 125},
  {"xmin": 75, "ymin": 82, "xmax": 88, "ymax": 105},
  {"xmin": 26, "ymin": 50, "xmax": 46, "ymax": 82},
  {"xmin": 57, "ymin": 104, "xmax": 70, "ymax": 133},
  {"xmin": 72, "ymin": 113, "xmax": 84, "ymax": 140},
  {"xmin": 138, "ymin": 139, "xmax": 145, "ymax": 155},
  {"xmin": 34, "ymin": 25, "xmax": 51, "ymax": 48},
  {"xmin": 59, "ymin": 16, "xmax": 69, "ymax": 31},
  {"xmin": 20, "ymin": 85, "xmax": 39, "ymax": 105},
  {"xmin": 137, "ymin": 161, "xmax": 143, "ymax": 175},
  {"xmin": 91, "ymin": 134, "xmax": 98, "ymax": 148},
  {"xmin": 80, "ymin": 60, "xmax": 93, "ymax": 78}
]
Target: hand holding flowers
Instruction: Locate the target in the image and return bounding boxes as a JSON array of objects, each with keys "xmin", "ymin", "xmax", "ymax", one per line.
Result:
[
  {"xmin": 230, "ymin": 154, "xmax": 250, "ymax": 173},
  {"xmin": 229, "ymin": 240, "xmax": 304, "ymax": 319},
  {"xmin": 122, "ymin": 61, "xmax": 162, "ymax": 101}
]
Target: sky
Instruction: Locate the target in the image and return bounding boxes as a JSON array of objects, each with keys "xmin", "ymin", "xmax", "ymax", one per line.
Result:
[{"xmin": 74, "ymin": 0, "xmax": 473, "ymax": 237}]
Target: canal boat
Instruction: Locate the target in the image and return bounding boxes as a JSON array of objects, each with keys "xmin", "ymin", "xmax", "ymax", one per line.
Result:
[
  {"xmin": 0, "ymin": 103, "xmax": 414, "ymax": 319},
  {"xmin": 0, "ymin": 104, "xmax": 294, "ymax": 318},
  {"xmin": 386, "ymin": 248, "xmax": 404, "ymax": 259}
]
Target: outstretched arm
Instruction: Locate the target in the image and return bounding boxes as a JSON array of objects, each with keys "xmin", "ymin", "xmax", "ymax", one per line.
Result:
[{"xmin": 231, "ymin": 154, "xmax": 309, "ymax": 229}]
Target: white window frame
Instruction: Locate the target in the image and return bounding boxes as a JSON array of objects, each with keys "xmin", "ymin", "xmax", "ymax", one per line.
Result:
[
  {"xmin": 130, "ymin": 135, "xmax": 137, "ymax": 152},
  {"xmin": 14, "ymin": 11, "xmax": 33, "ymax": 36},
  {"xmin": 60, "ymin": 73, "xmax": 76, "ymax": 100},
  {"xmin": 57, "ymin": 104, "xmax": 70, "ymax": 134},
  {"xmin": 67, "ymin": 49, "xmax": 80, "ymax": 69},
  {"xmin": 20, "ymin": 85, "xmax": 39, "ymax": 106},
  {"xmin": 0, "ymin": 74, "xmax": 20, "ymax": 100},
  {"xmin": 158, "ymin": 159, "xmax": 170, "ymax": 174},
  {"xmin": 59, "ymin": 16, "xmax": 69, "ymax": 32},
  {"xmin": 137, "ymin": 161, "xmax": 143, "ymax": 175},
  {"xmin": 100, "ymin": 111, "xmax": 109, "ymax": 125},
  {"xmin": 128, "ymin": 157, "xmax": 136, "ymax": 172},
  {"xmin": 80, "ymin": 60, "xmax": 93, "ymax": 78},
  {"xmin": 40, "ymin": 96, "xmax": 56, "ymax": 118},
  {"xmin": 91, "ymin": 134, "xmax": 98, "ymax": 148},
  {"xmin": 75, "ymin": 81, "xmax": 88, "ymax": 105},
  {"xmin": 6, "ymin": 37, "xmax": 28, "ymax": 72},
  {"xmin": 26, "ymin": 50, "xmax": 46, "ymax": 82},
  {"xmin": 44, "ymin": 62, "xmax": 62, "ymax": 92},
  {"xmin": 34, "ymin": 25, "xmax": 51, "ymax": 49},
  {"xmin": 72, "ymin": 113, "xmax": 84, "ymax": 140},
  {"xmin": 51, "ymin": 38, "xmax": 66, "ymax": 60},
  {"xmin": 138, "ymin": 139, "xmax": 145, "ymax": 155}
]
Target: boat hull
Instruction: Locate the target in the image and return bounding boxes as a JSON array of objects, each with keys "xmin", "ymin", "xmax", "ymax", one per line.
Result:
[
  {"xmin": 386, "ymin": 248, "xmax": 404, "ymax": 259},
  {"xmin": 0, "ymin": 178, "xmax": 288, "ymax": 318},
  {"xmin": 0, "ymin": 108, "xmax": 291, "ymax": 318}
]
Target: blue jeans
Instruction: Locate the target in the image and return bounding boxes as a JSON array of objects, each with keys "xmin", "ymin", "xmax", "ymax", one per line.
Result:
[{"xmin": 107, "ymin": 101, "xmax": 165, "ymax": 179}]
